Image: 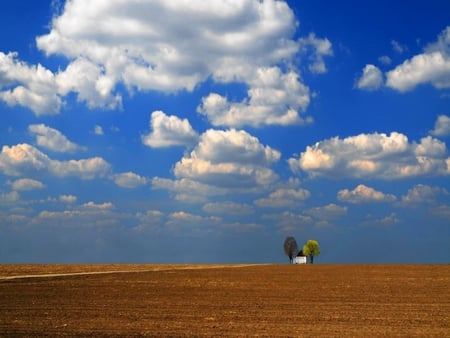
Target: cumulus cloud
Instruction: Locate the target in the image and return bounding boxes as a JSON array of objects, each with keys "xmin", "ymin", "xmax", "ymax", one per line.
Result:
[
  {"xmin": 399, "ymin": 184, "xmax": 449, "ymax": 206},
  {"xmin": 288, "ymin": 132, "xmax": 450, "ymax": 179},
  {"xmin": 142, "ymin": 111, "xmax": 199, "ymax": 148},
  {"xmin": 136, "ymin": 210, "xmax": 164, "ymax": 225},
  {"xmin": 93, "ymin": 125, "xmax": 104, "ymax": 136},
  {"xmin": 386, "ymin": 26, "xmax": 450, "ymax": 91},
  {"xmin": 305, "ymin": 203, "xmax": 348, "ymax": 223},
  {"xmin": 430, "ymin": 114, "xmax": 450, "ymax": 137},
  {"xmin": 0, "ymin": 143, "xmax": 110, "ymax": 179},
  {"xmin": 34, "ymin": 201, "xmax": 118, "ymax": 227},
  {"xmin": 298, "ymin": 33, "xmax": 333, "ymax": 74},
  {"xmin": 29, "ymin": 124, "xmax": 84, "ymax": 153},
  {"xmin": 380, "ymin": 212, "xmax": 400, "ymax": 225},
  {"xmin": 338, "ymin": 184, "xmax": 396, "ymax": 203},
  {"xmin": 0, "ymin": 190, "xmax": 20, "ymax": 203},
  {"xmin": 28, "ymin": 0, "xmax": 313, "ymax": 120},
  {"xmin": 56, "ymin": 57, "xmax": 122, "ymax": 110},
  {"xmin": 254, "ymin": 187, "xmax": 310, "ymax": 208},
  {"xmin": 0, "ymin": 0, "xmax": 334, "ymax": 126},
  {"xmin": 197, "ymin": 67, "xmax": 311, "ymax": 127},
  {"xmin": 59, "ymin": 194, "xmax": 77, "ymax": 203},
  {"xmin": 0, "ymin": 52, "xmax": 62, "ymax": 115},
  {"xmin": 113, "ymin": 172, "xmax": 148, "ymax": 188},
  {"xmin": 38, "ymin": 0, "xmax": 298, "ymax": 86},
  {"xmin": 135, "ymin": 210, "xmax": 164, "ymax": 232},
  {"xmin": 173, "ymin": 129, "xmax": 280, "ymax": 189},
  {"xmin": 152, "ymin": 177, "xmax": 227, "ymax": 203},
  {"xmin": 83, "ymin": 201, "xmax": 114, "ymax": 210},
  {"xmin": 9, "ymin": 178, "xmax": 46, "ymax": 191},
  {"xmin": 356, "ymin": 64, "xmax": 384, "ymax": 91}
]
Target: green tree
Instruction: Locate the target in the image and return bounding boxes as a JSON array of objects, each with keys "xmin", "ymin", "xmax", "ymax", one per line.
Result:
[
  {"xmin": 303, "ymin": 240, "xmax": 320, "ymax": 264},
  {"xmin": 283, "ymin": 236, "xmax": 298, "ymax": 264}
]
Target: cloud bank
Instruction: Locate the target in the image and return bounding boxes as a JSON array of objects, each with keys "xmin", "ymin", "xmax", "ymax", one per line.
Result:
[{"xmin": 289, "ymin": 132, "xmax": 450, "ymax": 179}]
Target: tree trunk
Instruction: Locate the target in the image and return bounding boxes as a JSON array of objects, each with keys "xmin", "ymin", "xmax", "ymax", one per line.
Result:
[{"xmin": 310, "ymin": 255, "xmax": 314, "ymax": 264}]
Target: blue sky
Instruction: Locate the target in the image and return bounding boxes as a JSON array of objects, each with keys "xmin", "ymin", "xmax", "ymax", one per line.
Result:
[{"xmin": 1, "ymin": 0, "xmax": 449, "ymax": 263}]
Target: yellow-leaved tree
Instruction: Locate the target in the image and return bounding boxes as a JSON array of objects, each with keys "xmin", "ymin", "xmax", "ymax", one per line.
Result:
[{"xmin": 303, "ymin": 240, "xmax": 320, "ymax": 264}]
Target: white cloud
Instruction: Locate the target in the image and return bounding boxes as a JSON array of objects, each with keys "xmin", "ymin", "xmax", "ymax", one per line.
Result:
[
  {"xmin": 356, "ymin": 64, "xmax": 383, "ymax": 91},
  {"xmin": 391, "ymin": 40, "xmax": 406, "ymax": 54},
  {"xmin": 135, "ymin": 210, "xmax": 164, "ymax": 232},
  {"xmin": 29, "ymin": 124, "xmax": 83, "ymax": 153},
  {"xmin": 288, "ymin": 132, "xmax": 450, "ymax": 179},
  {"xmin": 56, "ymin": 57, "xmax": 122, "ymax": 110},
  {"xmin": 0, "ymin": 143, "xmax": 53, "ymax": 176},
  {"xmin": 94, "ymin": 125, "xmax": 104, "ymax": 136},
  {"xmin": 399, "ymin": 184, "xmax": 449, "ymax": 206},
  {"xmin": 34, "ymin": 202, "xmax": 118, "ymax": 227},
  {"xmin": 338, "ymin": 184, "xmax": 396, "ymax": 203},
  {"xmin": 51, "ymin": 157, "xmax": 111, "ymax": 179},
  {"xmin": 113, "ymin": 172, "xmax": 148, "ymax": 188},
  {"xmin": 9, "ymin": 178, "xmax": 46, "ymax": 191},
  {"xmin": 263, "ymin": 211, "xmax": 312, "ymax": 233},
  {"xmin": 153, "ymin": 129, "xmax": 282, "ymax": 203},
  {"xmin": 430, "ymin": 204, "xmax": 450, "ymax": 219},
  {"xmin": 142, "ymin": 111, "xmax": 199, "ymax": 148},
  {"xmin": 379, "ymin": 212, "xmax": 400, "ymax": 225},
  {"xmin": 0, "ymin": 190, "xmax": 20, "ymax": 203},
  {"xmin": 83, "ymin": 201, "xmax": 114, "ymax": 210},
  {"xmin": 0, "ymin": 52, "xmax": 62, "ymax": 115},
  {"xmin": 197, "ymin": 67, "xmax": 311, "ymax": 127},
  {"xmin": 305, "ymin": 203, "xmax": 348, "ymax": 222},
  {"xmin": 203, "ymin": 201, "xmax": 254, "ymax": 216},
  {"xmin": 386, "ymin": 52, "xmax": 450, "ymax": 91},
  {"xmin": 32, "ymin": 0, "xmax": 304, "ymax": 116},
  {"xmin": 362, "ymin": 212, "xmax": 400, "ymax": 227},
  {"xmin": 173, "ymin": 129, "xmax": 280, "ymax": 189},
  {"xmin": 254, "ymin": 187, "xmax": 310, "ymax": 208},
  {"xmin": 1, "ymin": 0, "xmax": 332, "ymax": 126},
  {"xmin": 152, "ymin": 177, "xmax": 227, "ymax": 203},
  {"xmin": 298, "ymin": 33, "xmax": 333, "ymax": 74},
  {"xmin": 0, "ymin": 143, "xmax": 110, "ymax": 179},
  {"xmin": 378, "ymin": 55, "xmax": 392, "ymax": 65},
  {"xmin": 59, "ymin": 194, "xmax": 77, "ymax": 203},
  {"xmin": 136, "ymin": 210, "xmax": 164, "ymax": 224},
  {"xmin": 386, "ymin": 27, "xmax": 450, "ymax": 91},
  {"xmin": 430, "ymin": 115, "xmax": 450, "ymax": 137}
]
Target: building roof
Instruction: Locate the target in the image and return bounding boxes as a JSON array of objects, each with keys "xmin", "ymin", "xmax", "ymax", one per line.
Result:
[{"xmin": 297, "ymin": 250, "xmax": 306, "ymax": 257}]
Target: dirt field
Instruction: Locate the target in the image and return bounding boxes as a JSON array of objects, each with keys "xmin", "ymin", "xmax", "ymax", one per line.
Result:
[{"xmin": 0, "ymin": 264, "xmax": 448, "ymax": 337}]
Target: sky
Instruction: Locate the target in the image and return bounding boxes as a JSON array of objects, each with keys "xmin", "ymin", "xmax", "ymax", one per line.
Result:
[{"xmin": 0, "ymin": 0, "xmax": 449, "ymax": 263}]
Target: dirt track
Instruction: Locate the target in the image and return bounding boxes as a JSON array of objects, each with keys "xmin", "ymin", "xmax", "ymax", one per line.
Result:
[{"xmin": 0, "ymin": 264, "xmax": 449, "ymax": 337}]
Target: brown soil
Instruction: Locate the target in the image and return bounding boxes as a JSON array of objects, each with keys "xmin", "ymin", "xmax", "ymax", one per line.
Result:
[
  {"xmin": 0, "ymin": 264, "xmax": 449, "ymax": 337},
  {"xmin": 0, "ymin": 264, "xmax": 248, "ymax": 277}
]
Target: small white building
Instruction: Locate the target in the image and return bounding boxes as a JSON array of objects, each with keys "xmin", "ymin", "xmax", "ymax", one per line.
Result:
[
  {"xmin": 293, "ymin": 256, "xmax": 306, "ymax": 264},
  {"xmin": 293, "ymin": 250, "xmax": 307, "ymax": 264}
]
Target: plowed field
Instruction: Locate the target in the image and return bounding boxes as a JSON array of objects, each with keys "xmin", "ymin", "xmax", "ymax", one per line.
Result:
[{"xmin": 0, "ymin": 264, "xmax": 449, "ymax": 337}]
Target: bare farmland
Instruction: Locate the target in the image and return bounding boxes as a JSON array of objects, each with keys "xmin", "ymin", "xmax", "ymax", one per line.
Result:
[{"xmin": 0, "ymin": 264, "xmax": 448, "ymax": 336}]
